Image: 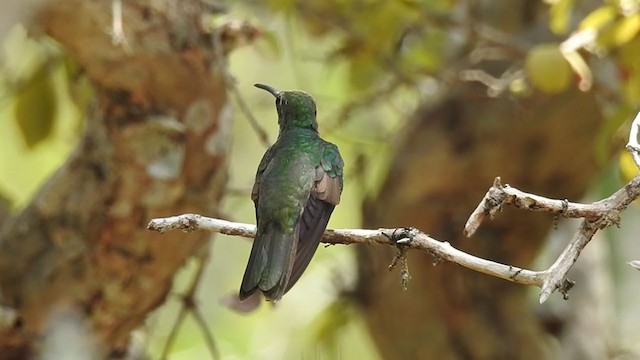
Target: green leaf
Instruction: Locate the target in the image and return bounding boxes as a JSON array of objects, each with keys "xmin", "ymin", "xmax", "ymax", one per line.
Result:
[{"xmin": 14, "ymin": 66, "xmax": 57, "ymax": 149}]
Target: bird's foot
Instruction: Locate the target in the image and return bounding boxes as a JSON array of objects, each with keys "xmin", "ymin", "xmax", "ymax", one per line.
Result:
[
  {"xmin": 383, "ymin": 227, "xmax": 414, "ymax": 291},
  {"xmin": 383, "ymin": 227, "xmax": 416, "ymax": 246}
]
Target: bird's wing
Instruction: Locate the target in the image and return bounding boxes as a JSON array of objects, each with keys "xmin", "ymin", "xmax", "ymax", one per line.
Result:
[
  {"xmin": 241, "ymin": 145, "xmax": 282, "ymax": 301},
  {"xmin": 285, "ymin": 143, "xmax": 344, "ymax": 292},
  {"xmin": 251, "ymin": 145, "xmax": 276, "ymax": 204}
]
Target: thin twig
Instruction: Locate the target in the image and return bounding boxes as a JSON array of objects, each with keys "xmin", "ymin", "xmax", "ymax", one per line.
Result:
[
  {"xmin": 159, "ymin": 247, "xmax": 219, "ymax": 360},
  {"xmin": 465, "ymin": 177, "xmax": 609, "ymax": 237},
  {"xmin": 186, "ymin": 248, "xmax": 219, "ymax": 360},
  {"xmin": 211, "ymin": 25, "xmax": 271, "ymax": 148},
  {"xmin": 109, "ymin": 0, "xmax": 131, "ymax": 52},
  {"xmin": 159, "ymin": 303, "xmax": 188, "ymax": 360},
  {"xmin": 230, "ymin": 87, "xmax": 271, "ymax": 147},
  {"xmin": 191, "ymin": 306, "xmax": 219, "ymax": 359},
  {"xmin": 458, "ymin": 67, "xmax": 524, "ymax": 97},
  {"xmin": 539, "ymin": 219, "xmax": 597, "ymax": 302}
]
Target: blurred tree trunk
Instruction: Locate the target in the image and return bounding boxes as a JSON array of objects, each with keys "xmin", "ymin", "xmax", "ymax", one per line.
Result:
[
  {"xmin": 0, "ymin": 0, "xmax": 231, "ymax": 358},
  {"xmin": 357, "ymin": 2, "xmax": 608, "ymax": 359}
]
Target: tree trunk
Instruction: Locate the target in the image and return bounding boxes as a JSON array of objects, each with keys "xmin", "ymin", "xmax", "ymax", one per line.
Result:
[
  {"xmin": 0, "ymin": 1, "xmax": 230, "ymax": 357},
  {"xmin": 357, "ymin": 84, "xmax": 605, "ymax": 359}
]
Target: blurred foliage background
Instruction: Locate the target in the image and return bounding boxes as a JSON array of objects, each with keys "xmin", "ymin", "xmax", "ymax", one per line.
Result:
[{"xmin": 3, "ymin": 0, "xmax": 640, "ymax": 359}]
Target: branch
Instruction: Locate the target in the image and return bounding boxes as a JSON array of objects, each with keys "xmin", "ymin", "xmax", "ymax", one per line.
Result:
[
  {"xmin": 465, "ymin": 172, "xmax": 640, "ymax": 302},
  {"xmin": 148, "ymin": 215, "xmax": 544, "ymax": 295},
  {"xmin": 149, "ymin": 169, "xmax": 640, "ymax": 304},
  {"xmin": 464, "ymin": 177, "xmax": 606, "ymax": 237},
  {"xmin": 149, "ymin": 110, "xmax": 640, "ymax": 305}
]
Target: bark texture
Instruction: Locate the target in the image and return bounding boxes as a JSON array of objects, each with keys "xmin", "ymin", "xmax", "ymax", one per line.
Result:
[{"xmin": 0, "ymin": 1, "xmax": 229, "ymax": 357}]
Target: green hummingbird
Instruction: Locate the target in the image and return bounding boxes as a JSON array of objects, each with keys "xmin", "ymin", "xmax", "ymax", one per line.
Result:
[{"xmin": 239, "ymin": 84, "xmax": 344, "ymax": 302}]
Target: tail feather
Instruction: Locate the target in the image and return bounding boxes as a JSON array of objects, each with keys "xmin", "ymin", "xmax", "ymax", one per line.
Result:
[
  {"xmin": 239, "ymin": 223, "xmax": 299, "ymax": 301},
  {"xmin": 239, "ymin": 227, "xmax": 269, "ymax": 300}
]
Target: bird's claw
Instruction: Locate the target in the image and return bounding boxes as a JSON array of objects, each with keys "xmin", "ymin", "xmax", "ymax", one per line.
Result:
[
  {"xmin": 383, "ymin": 227, "xmax": 415, "ymax": 246},
  {"xmin": 396, "ymin": 237, "xmax": 412, "ymax": 245},
  {"xmin": 383, "ymin": 227, "xmax": 414, "ymax": 291}
]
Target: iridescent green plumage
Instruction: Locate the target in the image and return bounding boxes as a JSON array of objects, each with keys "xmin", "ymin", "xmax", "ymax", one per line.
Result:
[{"xmin": 239, "ymin": 84, "xmax": 344, "ymax": 302}]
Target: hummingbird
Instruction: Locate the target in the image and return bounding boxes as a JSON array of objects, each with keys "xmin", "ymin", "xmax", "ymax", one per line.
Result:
[{"xmin": 239, "ymin": 84, "xmax": 344, "ymax": 302}]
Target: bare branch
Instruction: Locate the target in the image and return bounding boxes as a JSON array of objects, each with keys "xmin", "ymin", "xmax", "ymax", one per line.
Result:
[
  {"xmin": 149, "ymin": 110, "xmax": 640, "ymax": 305},
  {"xmin": 465, "ymin": 176, "xmax": 606, "ymax": 237},
  {"xmin": 149, "ymin": 166, "xmax": 640, "ymax": 304},
  {"xmin": 465, "ymin": 170, "xmax": 640, "ymax": 302},
  {"xmin": 159, "ymin": 302, "xmax": 188, "ymax": 360},
  {"xmin": 539, "ymin": 219, "xmax": 597, "ymax": 302},
  {"xmin": 191, "ymin": 305, "xmax": 219, "ymax": 360},
  {"xmin": 148, "ymin": 216, "xmax": 545, "ymax": 294}
]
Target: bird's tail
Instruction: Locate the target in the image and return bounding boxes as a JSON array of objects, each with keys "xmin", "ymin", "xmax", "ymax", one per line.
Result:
[{"xmin": 239, "ymin": 223, "xmax": 299, "ymax": 301}]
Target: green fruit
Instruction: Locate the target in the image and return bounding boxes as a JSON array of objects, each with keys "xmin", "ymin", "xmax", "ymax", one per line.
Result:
[{"xmin": 525, "ymin": 43, "xmax": 573, "ymax": 94}]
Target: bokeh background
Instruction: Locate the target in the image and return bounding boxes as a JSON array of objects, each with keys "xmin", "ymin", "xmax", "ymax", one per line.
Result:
[{"xmin": 1, "ymin": 0, "xmax": 640, "ymax": 359}]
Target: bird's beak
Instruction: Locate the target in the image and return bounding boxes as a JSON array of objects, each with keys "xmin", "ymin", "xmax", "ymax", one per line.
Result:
[{"xmin": 254, "ymin": 83, "xmax": 281, "ymax": 97}]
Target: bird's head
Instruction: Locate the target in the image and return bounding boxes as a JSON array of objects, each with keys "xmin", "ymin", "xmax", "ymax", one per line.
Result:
[{"xmin": 254, "ymin": 83, "xmax": 318, "ymax": 132}]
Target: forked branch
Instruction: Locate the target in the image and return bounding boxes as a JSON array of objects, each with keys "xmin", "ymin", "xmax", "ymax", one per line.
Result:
[{"xmin": 148, "ymin": 112, "xmax": 640, "ymax": 304}]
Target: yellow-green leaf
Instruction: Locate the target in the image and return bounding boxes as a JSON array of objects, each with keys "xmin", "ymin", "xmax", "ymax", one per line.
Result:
[
  {"xmin": 623, "ymin": 68, "xmax": 640, "ymax": 103},
  {"xmin": 612, "ymin": 14, "xmax": 640, "ymax": 46},
  {"xmin": 550, "ymin": 0, "xmax": 575, "ymax": 35},
  {"xmin": 619, "ymin": 150, "xmax": 639, "ymax": 183},
  {"xmin": 619, "ymin": 37, "xmax": 640, "ymax": 67},
  {"xmin": 579, "ymin": 5, "xmax": 617, "ymax": 30}
]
